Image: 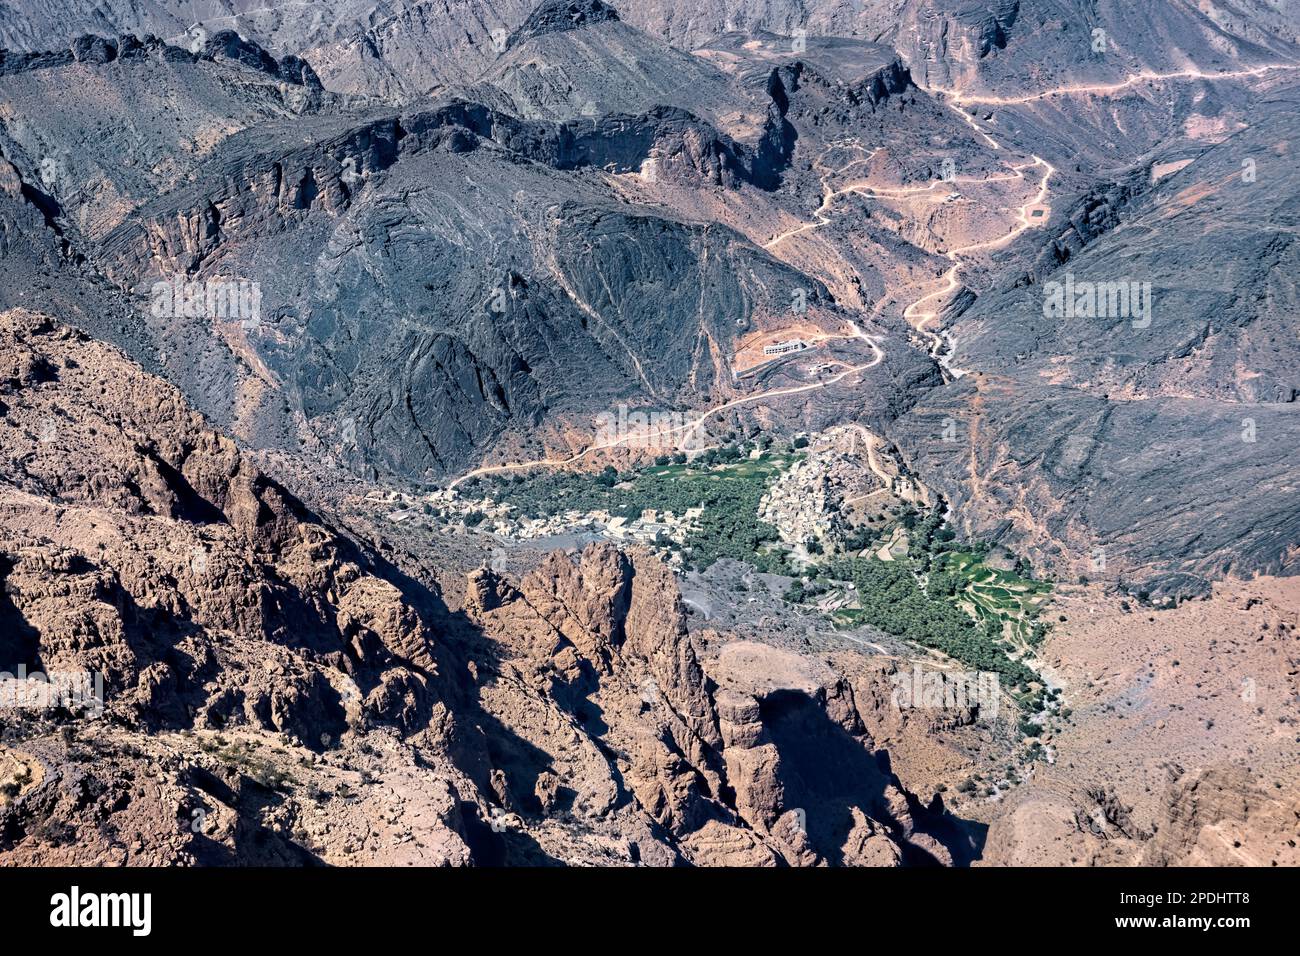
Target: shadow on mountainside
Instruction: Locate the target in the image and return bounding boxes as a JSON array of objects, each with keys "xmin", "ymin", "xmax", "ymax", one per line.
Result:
[{"xmin": 762, "ymin": 689, "xmax": 986, "ymax": 866}]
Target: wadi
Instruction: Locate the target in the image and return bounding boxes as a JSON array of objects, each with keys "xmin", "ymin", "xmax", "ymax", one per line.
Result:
[{"xmin": 0, "ymin": 0, "xmax": 1296, "ymax": 870}]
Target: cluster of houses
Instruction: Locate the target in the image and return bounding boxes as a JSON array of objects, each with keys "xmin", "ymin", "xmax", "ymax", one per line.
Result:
[
  {"xmin": 600, "ymin": 507, "xmax": 705, "ymax": 545},
  {"xmin": 370, "ymin": 488, "xmax": 706, "ymax": 553}
]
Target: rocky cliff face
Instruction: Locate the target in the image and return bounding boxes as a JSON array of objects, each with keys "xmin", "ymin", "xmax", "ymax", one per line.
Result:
[
  {"xmin": 0, "ymin": 307, "xmax": 505, "ymax": 864},
  {"xmin": 0, "ymin": 308, "xmax": 452, "ymax": 738},
  {"xmin": 0, "ymin": 32, "xmax": 331, "ymax": 241},
  {"xmin": 1139, "ymin": 767, "xmax": 1300, "ymax": 866},
  {"xmin": 463, "ymin": 543, "xmax": 982, "ymax": 865}
]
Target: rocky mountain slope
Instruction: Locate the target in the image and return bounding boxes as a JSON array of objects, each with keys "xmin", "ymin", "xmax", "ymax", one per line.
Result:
[
  {"xmin": 1, "ymin": 307, "xmax": 995, "ymax": 865},
  {"xmin": 892, "ymin": 97, "xmax": 1300, "ymax": 597},
  {"xmin": 9, "ymin": 0, "xmax": 1296, "ymax": 99},
  {"xmin": 0, "ymin": 12, "xmax": 951, "ymax": 486},
  {"xmin": 0, "ymin": 306, "xmax": 485, "ymax": 863},
  {"xmin": 1, "ymin": 0, "xmax": 1298, "ymax": 868},
  {"xmin": 468, "ymin": 0, "xmax": 749, "ymax": 125},
  {"xmin": 0, "ymin": 1, "xmax": 1293, "ymax": 582},
  {"xmin": 980, "ymin": 574, "xmax": 1300, "ymax": 866}
]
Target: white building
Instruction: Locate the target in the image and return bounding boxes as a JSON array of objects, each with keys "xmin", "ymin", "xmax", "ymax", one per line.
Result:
[{"xmin": 763, "ymin": 338, "xmax": 808, "ymax": 356}]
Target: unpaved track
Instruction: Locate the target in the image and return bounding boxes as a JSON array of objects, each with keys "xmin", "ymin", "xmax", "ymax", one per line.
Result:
[{"xmin": 448, "ymin": 65, "xmax": 1289, "ymax": 488}]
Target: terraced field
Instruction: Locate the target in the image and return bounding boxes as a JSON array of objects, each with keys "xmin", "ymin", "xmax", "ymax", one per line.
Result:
[{"xmin": 937, "ymin": 551, "xmax": 1053, "ymax": 654}]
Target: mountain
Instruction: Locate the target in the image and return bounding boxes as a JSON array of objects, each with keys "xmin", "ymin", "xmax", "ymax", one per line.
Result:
[
  {"xmin": 890, "ymin": 95, "xmax": 1300, "ymax": 597},
  {"xmin": 3, "ymin": 3, "xmax": 1296, "ymax": 581},
  {"xmin": 0, "ymin": 307, "xmax": 981, "ymax": 864},
  {"xmin": 1, "ymin": 0, "xmax": 1298, "ymax": 871},
  {"xmin": 0, "ymin": 306, "xmax": 477, "ymax": 863},
  {"xmin": 0, "ymin": 32, "xmax": 328, "ymax": 241},
  {"xmin": 469, "ymin": 0, "xmax": 748, "ymax": 124},
  {"xmin": 0, "ymin": 24, "xmax": 860, "ymax": 480},
  {"xmin": 13, "ymin": 0, "xmax": 1295, "ymax": 91}
]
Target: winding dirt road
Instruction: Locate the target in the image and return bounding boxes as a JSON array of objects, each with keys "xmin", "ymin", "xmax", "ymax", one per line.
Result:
[
  {"xmin": 450, "ymin": 100, "xmax": 1050, "ymax": 487},
  {"xmin": 929, "ymin": 63, "xmax": 1300, "ymax": 107},
  {"xmin": 450, "ymin": 324, "xmax": 883, "ymax": 487},
  {"xmin": 446, "ymin": 62, "xmax": 1292, "ymax": 489},
  {"xmin": 903, "ymin": 155, "xmax": 1054, "ymax": 370}
]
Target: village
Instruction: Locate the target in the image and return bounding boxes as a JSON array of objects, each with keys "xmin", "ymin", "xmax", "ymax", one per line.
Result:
[
  {"xmin": 367, "ymin": 485, "xmax": 707, "ymax": 557},
  {"xmin": 361, "ymin": 424, "xmax": 921, "ymax": 572}
]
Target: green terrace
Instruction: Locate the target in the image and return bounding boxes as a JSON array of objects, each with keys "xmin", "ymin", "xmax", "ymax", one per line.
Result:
[
  {"xmin": 816, "ymin": 508, "xmax": 1056, "ymax": 719},
  {"xmin": 934, "ymin": 549, "xmax": 1053, "ymax": 655},
  {"xmin": 826, "ymin": 554, "xmax": 1045, "ymax": 708}
]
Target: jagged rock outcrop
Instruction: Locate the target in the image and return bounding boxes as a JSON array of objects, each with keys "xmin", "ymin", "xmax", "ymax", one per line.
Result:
[
  {"xmin": 0, "ymin": 308, "xmax": 522, "ymax": 865},
  {"xmin": 0, "ymin": 31, "xmax": 320, "ymax": 86},
  {"xmin": 464, "ymin": 542, "xmax": 980, "ymax": 865},
  {"xmin": 519, "ymin": 545, "xmax": 633, "ymax": 671},
  {"xmin": 0, "ymin": 308, "xmax": 453, "ymax": 740}
]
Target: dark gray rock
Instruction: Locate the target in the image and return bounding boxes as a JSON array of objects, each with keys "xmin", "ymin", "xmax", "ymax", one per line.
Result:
[{"xmin": 511, "ymin": 0, "xmax": 621, "ymax": 46}]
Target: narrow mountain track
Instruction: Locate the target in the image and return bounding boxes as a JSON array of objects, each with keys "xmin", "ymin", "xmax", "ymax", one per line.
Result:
[{"xmin": 447, "ymin": 64, "xmax": 1288, "ymax": 488}]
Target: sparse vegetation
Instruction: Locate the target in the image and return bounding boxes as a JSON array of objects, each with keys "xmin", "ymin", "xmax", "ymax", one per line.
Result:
[{"xmin": 201, "ymin": 737, "xmax": 297, "ymax": 792}]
